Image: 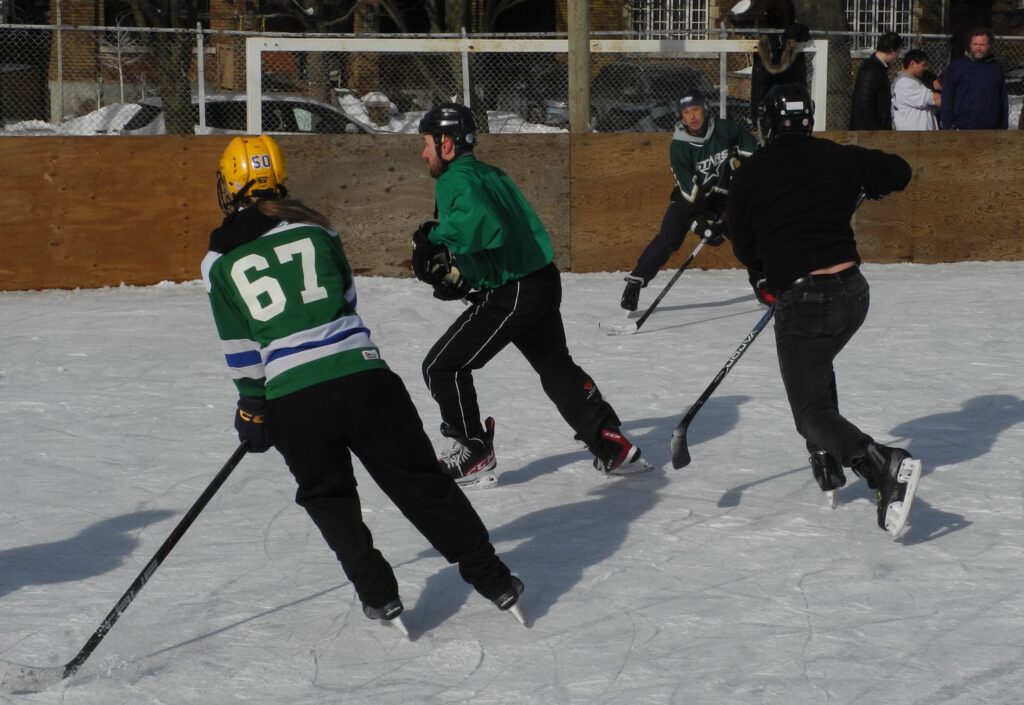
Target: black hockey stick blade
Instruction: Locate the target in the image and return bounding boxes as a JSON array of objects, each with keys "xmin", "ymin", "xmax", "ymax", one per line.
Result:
[
  {"xmin": 670, "ymin": 417, "xmax": 693, "ymax": 469},
  {"xmin": 0, "ymin": 443, "xmax": 249, "ymax": 694},
  {"xmin": 669, "ymin": 305, "xmax": 775, "ymax": 470}
]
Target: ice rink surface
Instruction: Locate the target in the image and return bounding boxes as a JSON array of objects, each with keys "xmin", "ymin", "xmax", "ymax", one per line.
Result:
[{"xmin": 2, "ymin": 262, "xmax": 1022, "ymax": 704}]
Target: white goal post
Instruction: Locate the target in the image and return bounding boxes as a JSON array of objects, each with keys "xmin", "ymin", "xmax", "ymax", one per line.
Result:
[{"xmin": 243, "ymin": 36, "xmax": 828, "ymax": 134}]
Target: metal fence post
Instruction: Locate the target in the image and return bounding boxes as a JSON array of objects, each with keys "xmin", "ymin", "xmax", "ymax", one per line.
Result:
[
  {"xmin": 196, "ymin": 23, "xmax": 206, "ymax": 132},
  {"xmin": 719, "ymin": 21, "xmax": 727, "ymax": 119},
  {"xmin": 461, "ymin": 27, "xmax": 471, "ymax": 107}
]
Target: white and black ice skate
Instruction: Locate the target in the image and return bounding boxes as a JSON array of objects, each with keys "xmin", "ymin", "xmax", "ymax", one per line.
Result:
[
  {"xmin": 363, "ymin": 598, "xmax": 410, "ymax": 638},
  {"xmin": 493, "ymin": 576, "xmax": 528, "ymax": 627},
  {"xmin": 809, "ymin": 450, "xmax": 846, "ymax": 509},
  {"xmin": 869, "ymin": 444, "xmax": 923, "ymax": 539}
]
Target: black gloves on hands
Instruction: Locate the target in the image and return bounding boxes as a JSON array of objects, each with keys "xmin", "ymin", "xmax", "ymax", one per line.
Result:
[
  {"xmin": 690, "ymin": 213, "xmax": 726, "ymax": 246},
  {"xmin": 235, "ymin": 397, "xmax": 271, "ymax": 453},
  {"xmin": 411, "ymin": 221, "xmax": 449, "ymax": 285},
  {"xmin": 411, "ymin": 220, "xmax": 472, "ymax": 302},
  {"xmin": 748, "ymin": 270, "xmax": 776, "ymax": 306},
  {"xmin": 431, "ymin": 272, "xmax": 471, "ymax": 301}
]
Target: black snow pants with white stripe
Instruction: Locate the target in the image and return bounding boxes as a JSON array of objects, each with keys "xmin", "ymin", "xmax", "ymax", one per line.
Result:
[{"xmin": 422, "ymin": 263, "xmax": 621, "ymax": 452}]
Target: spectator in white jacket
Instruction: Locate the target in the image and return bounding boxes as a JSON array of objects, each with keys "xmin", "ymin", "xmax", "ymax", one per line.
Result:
[{"xmin": 892, "ymin": 49, "xmax": 941, "ymax": 131}]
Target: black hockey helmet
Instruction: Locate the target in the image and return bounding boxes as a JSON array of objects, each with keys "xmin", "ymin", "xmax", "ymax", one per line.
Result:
[
  {"xmin": 419, "ymin": 102, "xmax": 477, "ymax": 160},
  {"xmin": 757, "ymin": 83, "xmax": 814, "ymax": 143}
]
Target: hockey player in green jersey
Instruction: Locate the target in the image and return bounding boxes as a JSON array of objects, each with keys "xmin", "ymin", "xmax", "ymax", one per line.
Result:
[
  {"xmin": 413, "ymin": 103, "xmax": 649, "ymax": 488},
  {"xmin": 202, "ymin": 135, "xmax": 524, "ymax": 632},
  {"xmin": 620, "ymin": 90, "xmax": 759, "ymax": 311}
]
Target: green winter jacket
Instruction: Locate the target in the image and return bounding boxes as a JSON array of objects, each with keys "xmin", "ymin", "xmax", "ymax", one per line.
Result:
[
  {"xmin": 669, "ymin": 116, "xmax": 759, "ymax": 205},
  {"xmin": 428, "ymin": 154, "xmax": 554, "ymax": 290}
]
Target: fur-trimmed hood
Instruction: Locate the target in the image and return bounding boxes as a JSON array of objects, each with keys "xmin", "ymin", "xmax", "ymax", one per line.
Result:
[{"xmin": 757, "ymin": 36, "xmax": 803, "ymax": 75}]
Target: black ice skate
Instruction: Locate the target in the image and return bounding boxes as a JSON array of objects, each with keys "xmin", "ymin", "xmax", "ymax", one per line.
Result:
[
  {"xmin": 363, "ymin": 598, "xmax": 409, "ymax": 637},
  {"xmin": 439, "ymin": 417, "xmax": 497, "ymax": 489},
  {"xmin": 864, "ymin": 443, "xmax": 922, "ymax": 538},
  {"xmin": 809, "ymin": 450, "xmax": 846, "ymax": 509},
  {"xmin": 592, "ymin": 428, "xmax": 652, "ymax": 476},
  {"xmin": 492, "ymin": 576, "xmax": 528, "ymax": 627},
  {"xmin": 620, "ymin": 275, "xmax": 643, "ymax": 312}
]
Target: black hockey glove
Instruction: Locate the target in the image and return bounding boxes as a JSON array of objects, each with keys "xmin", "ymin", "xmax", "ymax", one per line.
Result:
[
  {"xmin": 235, "ymin": 397, "xmax": 272, "ymax": 453},
  {"xmin": 411, "ymin": 221, "xmax": 450, "ymax": 285},
  {"xmin": 432, "ymin": 265, "xmax": 472, "ymax": 301},
  {"xmin": 748, "ymin": 270, "xmax": 776, "ymax": 306},
  {"xmin": 691, "ymin": 213, "xmax": 726, "ymax": 246}
]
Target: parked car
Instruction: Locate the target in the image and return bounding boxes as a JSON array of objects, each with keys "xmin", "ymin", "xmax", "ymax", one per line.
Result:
[
  {"xmin": 589, "ymin": 61, "xmax": 752, "ymax": 132},
  {"xmin": 120, "ymin": 93, "xmax": 373, "ymax": 135},
  {"xmin": 490, "ymin": 62, "xmax": 570, "ymax": 127}
]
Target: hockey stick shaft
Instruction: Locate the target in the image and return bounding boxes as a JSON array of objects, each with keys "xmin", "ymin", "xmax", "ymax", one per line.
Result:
[
  {"xmin": 671, "ymin": 305, "xmax": 775, "ymax": 469},
  {"xmin": 1, "ymin": 443, "xmax": 249, "ymax": 693},
  {"xmin": 632, "ymin": 237, "xmax": 707, "ymax": 331}
]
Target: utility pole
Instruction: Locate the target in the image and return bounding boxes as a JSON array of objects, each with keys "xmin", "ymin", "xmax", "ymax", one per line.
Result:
[{"xmin": 567, "ymin": 0, "xmax": 590, "ymax": 134}]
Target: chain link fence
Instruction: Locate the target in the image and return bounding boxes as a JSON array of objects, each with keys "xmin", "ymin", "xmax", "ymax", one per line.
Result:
[{"xmin": 4, "ymin": 25, "xmax": 1024, "ymax": 136}]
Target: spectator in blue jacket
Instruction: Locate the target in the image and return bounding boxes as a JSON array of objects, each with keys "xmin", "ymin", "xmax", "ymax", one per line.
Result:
[{"xmin": 940, "ymin": 28, "xmax": 1008, "ymax": 130}]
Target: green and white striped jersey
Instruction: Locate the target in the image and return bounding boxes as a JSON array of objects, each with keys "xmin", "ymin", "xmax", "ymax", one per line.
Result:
[{"xmin": 202, "ymin": 220, "xmax": 387, "ymax": 400}]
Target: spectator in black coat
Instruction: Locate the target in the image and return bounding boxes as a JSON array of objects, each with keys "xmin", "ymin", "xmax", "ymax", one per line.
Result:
[{"xmin": 850, "ymin": 31, "xmax": 903, "ymax": 130}]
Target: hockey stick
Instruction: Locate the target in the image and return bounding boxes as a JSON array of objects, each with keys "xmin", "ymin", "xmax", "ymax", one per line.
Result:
[
  {"xmin": 670, "ymin": 305, "xmax": 775, "ymax": 469},
  {"xmin": 0, "ymin": 443, "xmax": 249, "ymax": 694},
  {"xmin": 601, "ymin": 236, "xmax": 708, "ymax": 335}
]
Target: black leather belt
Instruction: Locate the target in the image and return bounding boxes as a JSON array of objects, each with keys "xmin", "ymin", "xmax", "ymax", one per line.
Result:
[{"xmin": 784, "ymin": 266, "xmax": 860, "ymax": 291}]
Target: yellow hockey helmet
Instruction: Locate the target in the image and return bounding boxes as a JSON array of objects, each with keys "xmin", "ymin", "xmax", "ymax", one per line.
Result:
[{"xmin": 216, "ymin": 135, "xmax": 287, "ymax": 214}]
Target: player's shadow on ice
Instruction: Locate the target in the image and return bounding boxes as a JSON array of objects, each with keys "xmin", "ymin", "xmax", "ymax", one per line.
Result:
[
  {"xmin": 412, "ymin": 470, "xmax": 670, "ymax": 632},
  {"xmin": 625, "ymin": 293, "xmax": 752, "ymax": 319},
  {"xmin": 890, "ymin": 394, "xmax": 1024, "ymax": 469},
  {"xmin": 628, "ymin": 302, "xmax": 761, "ymax": 335},
  {"xmin": 410, "ymin": 415, "xmax": 681, "ymax": 631},
  {"xmin": 0, "ymin": 509, "xmax": 175, "ymax": 598}
]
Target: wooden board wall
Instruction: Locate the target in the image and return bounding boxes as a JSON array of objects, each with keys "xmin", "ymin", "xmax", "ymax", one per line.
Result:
[
  {"xmin": 2, "ymin": 130, "xmax": 1022, "ymax": 291},
  {"xmin": 570, "ymin": 130, "xmax": 1024, "ymax": 273},
  {"xmin": 0, "ymin": 134, "xmax": 569, "ymax": 291}
]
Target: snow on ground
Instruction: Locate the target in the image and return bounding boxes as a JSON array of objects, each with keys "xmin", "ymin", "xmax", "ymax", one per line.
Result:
[{"xmin": 1, "ymin": 262, "xmax": 1023, "ymax": 704}]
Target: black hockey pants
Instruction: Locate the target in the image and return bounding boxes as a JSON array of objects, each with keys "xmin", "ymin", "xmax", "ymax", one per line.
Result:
[
  {"xmin": 268, "ymin": 368, "xmax": 512, "ymax": 609},
  {"xmin": 632, "ymin": 196, "xmax": 729, "ymax": 283},
  {"xmin": 773, "ymin": 269, "xmax": 875, "ymax": 466},
  {"xmin": 422, "ymin": 263, "xmax": 620, "ymax": 452}
]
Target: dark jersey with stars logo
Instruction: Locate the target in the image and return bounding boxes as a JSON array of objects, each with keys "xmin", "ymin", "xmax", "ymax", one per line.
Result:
[{"xmin": 668, "ymin": 115, "xmax": 759, "ymax": 207}]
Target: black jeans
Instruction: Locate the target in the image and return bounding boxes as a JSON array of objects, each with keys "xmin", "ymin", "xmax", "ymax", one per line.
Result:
[
  {"xmin": 269, "ymin": 368, "xmax": 511, "ymax": 608},
  {"xmin": 773, "ymin": 270, "xmax": 874, "ymax": 466},
  {"xmin": 422, "ymin": 263, "xmax": 620, "ymax": 450}
]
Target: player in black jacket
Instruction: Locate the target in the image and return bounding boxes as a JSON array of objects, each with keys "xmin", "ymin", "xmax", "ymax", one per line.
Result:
[{"xmin": 727, "ymin": 84, "xmax": 922, "ymax": 537}]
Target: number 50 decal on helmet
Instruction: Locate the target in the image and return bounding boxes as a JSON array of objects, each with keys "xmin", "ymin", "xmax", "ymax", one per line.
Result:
[{"xmin": 216, "ymin": 135, "xmax": 288, "ymax": 215}]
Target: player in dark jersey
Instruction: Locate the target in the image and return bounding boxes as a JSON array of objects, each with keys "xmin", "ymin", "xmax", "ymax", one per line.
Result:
[
  {"xmin": 621, "ymin": 90, "xmax": 759, "ymax": 311},
  {"xmin": 726, "ymin": 84, "xmax": 921, "ymax": 537}
]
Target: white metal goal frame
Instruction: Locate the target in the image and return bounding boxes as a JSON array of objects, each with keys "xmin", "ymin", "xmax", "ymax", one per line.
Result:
[{"xmin": 243, "ymin": 36, "xmax": 828, "ymax": 134}]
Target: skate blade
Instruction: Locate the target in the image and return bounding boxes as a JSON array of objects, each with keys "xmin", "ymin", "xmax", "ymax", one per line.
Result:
[
  {"xmin": 455, "ymin": 469, "xmax": 498, "ymax": 490},
  {"xmin": 884, "ymin": 459, "xmax": 922, "ymax": 538},
  {"xmin": 824, "ymin": 490, "xmax": 838, "ymax": 509},
  {"xmin": 382, "ymin": 614, "xmax": 410, "ymax": 638},
  {"xmin": 608, "ymin": 458, "xmax": 654, "ymax": 476},
  {"xmin": 507, "ymin": 603, "xmax": 529, "ymax": 628}
]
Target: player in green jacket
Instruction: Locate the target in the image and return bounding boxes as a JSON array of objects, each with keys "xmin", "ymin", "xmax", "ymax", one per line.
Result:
[
  {"xmin": 203, "ymin": 135, "xmax": 524, "ymax": 633},
  {"xmin": 621, "ymin": 90, "xmax": 759, "ymax": 311},
  {"xmin": 412, "ymin": 103, "xmax": 649, "ymax": 488}
]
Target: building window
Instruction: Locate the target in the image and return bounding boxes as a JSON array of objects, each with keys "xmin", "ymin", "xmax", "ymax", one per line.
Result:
[
  {"xmin": 630, "ymin": 0, "xmax": 709, "ymax": 39},
  {"xmin": 846, "ymin": 0, "xmax": 914, "ymax": 52}
]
